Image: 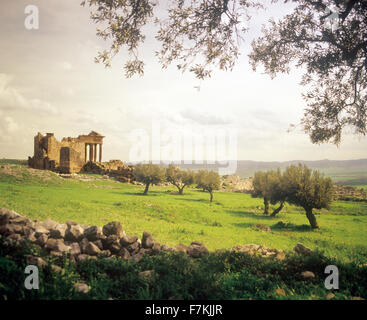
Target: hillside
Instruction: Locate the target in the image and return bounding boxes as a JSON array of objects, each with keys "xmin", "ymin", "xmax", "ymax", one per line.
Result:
[{"xmin": 0, "ymin": 161, "xmax": 367, "ymax": 263}]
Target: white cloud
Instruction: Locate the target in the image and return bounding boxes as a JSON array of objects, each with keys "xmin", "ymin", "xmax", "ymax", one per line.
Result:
[
  {"xmin": 4, "ymin": 116, "xmax": 19, "ymax": 133},
  {"xmin": 180, "ymin": 108, "xmax": 235, "ymax": 126},
  {"xmin": 61, "ymin": 61, "xmax": 73, "ymax": 71},
  {"xmin": 0, "ymin": 73, "xmax": 59, "ymax": 114},
  {"xmin": 0, "ymin": 114, "xmax": 18, "ymax": 144}
]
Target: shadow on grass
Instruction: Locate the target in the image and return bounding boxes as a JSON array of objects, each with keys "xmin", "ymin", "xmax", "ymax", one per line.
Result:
[
  {"xmin": 226, "ymin": 210, "xmax": 314, "ymax": 233},
  {"xmin": 175, "ymin": 197, "xmax": 211, "ymax": 203},
  {"xmin": 271, "ymin": 221, "xmax": 312, "ymax": 232},
  {"xmin": 111, "ymin": 190, "xmax": 163, "ymax": 197},
  {"xmin": 232, "ymin": 220, "xmax": 313, "ymax": 232},
  {"xmin": 226, "ymin": 209, "xmax": 275, "ymax": 220}
]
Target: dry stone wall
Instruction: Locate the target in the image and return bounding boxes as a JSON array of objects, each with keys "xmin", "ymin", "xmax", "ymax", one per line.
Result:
[
  {"xmin": 0, "ymin": 208, "xmax": 209, "ymax": 263},
  {"xmin": 0, "ymin": 208, "xmax": 313, "ymax": 266}
]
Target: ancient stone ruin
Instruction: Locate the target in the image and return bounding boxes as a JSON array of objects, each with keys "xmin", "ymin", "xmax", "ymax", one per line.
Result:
[
  {"xmin": 82, "ymin": 160, "xmax": 134, "ymax": 182},
  {"xmin": 28, "ymin": 131, "xmax": 105, "ymax": 174}
]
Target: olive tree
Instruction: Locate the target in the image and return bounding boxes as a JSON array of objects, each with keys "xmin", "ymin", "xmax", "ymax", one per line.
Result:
[
  {"xmin": 269, "ymin": 169, "xmax": 287, "ymax": 217},
  {"xmin": 83, "ymin": 0, "xmax": 367, "ymax": 145},
  {"xmin": 133, "ymin": 163, "xmax": 166, "ymax": 194},
  {"xmin": 195, "ymin": 169, "xmax": 221, "ymax": 202},
  {"xmin": 282, "ymin": 164, "xmax": 333, "ymax": 228},
  {"xmin": 166, "ymin": 164, "xmax": 195, "ymax": 195},
  {"xmin": 249, "ymin": 0, "xmax": 367, "ymax": 145},
  {"xmin": 251, "ymin": 169, "xmax": 286, "ymax": 216}
]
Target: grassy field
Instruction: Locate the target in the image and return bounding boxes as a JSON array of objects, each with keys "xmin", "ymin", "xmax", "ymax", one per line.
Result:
[{"xmin": 1, "ymin": 161, "xmax": 367, "ymax": 263}]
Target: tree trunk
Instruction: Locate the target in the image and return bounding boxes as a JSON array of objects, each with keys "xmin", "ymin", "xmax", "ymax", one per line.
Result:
[
  {"xmin": 271, "ymin": 201, "xmax": 285, "ymax": 217},
  {"xmin": 143, "ymin": 183, "xmax": 150, "ymax": 195},
  {"xmin": 264, "ymin": 197, "xmax": 269, "ymax": 215},
  {"xmin": 306, "ymin": 208, "xmax": 319, "ymax": 229},
  {"xmin": 210, "ymin": 191, "xmax": 213, "ymax": 202},
  {"xmin": 178, "ymin": 186, "xmax": 184, "ymax": 195}
]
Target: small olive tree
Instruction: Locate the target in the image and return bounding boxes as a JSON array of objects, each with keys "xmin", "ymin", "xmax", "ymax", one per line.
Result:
[
  {"xmin": 251, "ymin": 169, "xmax": 285, "ymax": 216},
  {"xmin": 282, "ymin": 164, "xmax": 333, "ymax": 229},
  {"xmin": 133, "ymin": 163, "xmax": 166, "ymax": 195},
  {"xmin": 269, "ymin": 169, "xmax": 287, "ymax": 217},
  {"xmin": 195, "ymin": 170, "xmax": 221, "ymax": 202},
  {"xmin": 166, "ymin": 165, "xmax": 195, "ymax": 195}
]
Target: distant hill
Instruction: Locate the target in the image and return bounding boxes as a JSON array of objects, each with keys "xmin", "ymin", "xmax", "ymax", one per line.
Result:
[
  {"xmin": 147, "ymin": 159, "xmax": 367, "ymax": 185},
  {"xmin": 235, "ymin": 159, "xmax": 367, "ymax": 178}
]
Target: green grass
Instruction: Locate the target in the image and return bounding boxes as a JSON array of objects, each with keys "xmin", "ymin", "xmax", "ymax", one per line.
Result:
[
  {"xmin": 321, "ymin": 168, "xmax": 367, "ymax": 186},
  {"xmin": 0, "ymin": 159, "xmax": 27, "ymax": 165},
  {"xmin": 2, "ymin": 237, "xmax": 367, "ymax": 300},
  {"xmin": 1, "ymin": 162, "xmax": 367, "ymax": 263}
]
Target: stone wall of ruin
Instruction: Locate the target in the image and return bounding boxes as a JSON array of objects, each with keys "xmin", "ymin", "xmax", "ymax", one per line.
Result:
[
  {"xmin": 29, "ymin": 131, "xmax": 104, "ymax": 174},
  {"xmin": 59, "ymin": 147, "xmax": 85, "ymax": 173},
  {"xmin": 45, "ymin": 134, "xmax": 63, "ymax": 167},
  {"xmin": 31, "ymin": 133, "xmax": 62, "ymax": 170}
]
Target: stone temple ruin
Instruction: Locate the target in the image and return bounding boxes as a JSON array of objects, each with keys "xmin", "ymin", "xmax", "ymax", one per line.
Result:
[
  {"xmin": 28, "ymin": 131, "xmax": 134, "ymax": 181},
  {"xmin": 28, "ymin": 131, "xmax": 105, "ymax": 174}
]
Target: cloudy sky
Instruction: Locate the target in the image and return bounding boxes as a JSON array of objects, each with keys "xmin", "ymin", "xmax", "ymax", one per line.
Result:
[{"xmin": 0, "ymin": 0, "xmax": 366, "ymax": 163}]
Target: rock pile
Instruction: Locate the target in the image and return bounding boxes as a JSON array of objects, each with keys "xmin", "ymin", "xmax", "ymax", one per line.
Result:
[
  {"xmin": 1, "ymin": 208, "xmax": 315, "ymax": 267},
  {"xmin": 231, "ymin": 244, "xmax": 286, "ymax": 260},
  {"xmin": 221, "ymin": 174, "xmax": 253, "ymax": 193},
  {"xmin": 82, "ymin": 160, "xmax": 134, "ymax": 183},
  {"xmin": 0, "ymin": 208, "xmax": 209, "ymax": 263},
  {"xmin": 333, "ymin": 184, "xmax": 367, "ymax": 202},
  {"xmin": 293, "ymin": 243, "xmax": 313, "ymax": 255},
  {"xmin": 253, "ymin": 224, "xmax": 271, "ymax": 232}
]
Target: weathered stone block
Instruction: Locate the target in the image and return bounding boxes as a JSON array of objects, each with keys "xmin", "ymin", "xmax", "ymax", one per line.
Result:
[
  {"xmin": 65, "ymin": 224, "xmax": 84, "ymax": 242},
  {"xmin": 84, "ymin": 242, "xmax": 101, "ymax": 256},
  {"xmin": 84, "ymin": 226, "xmax": 103, "ymax": 241},
  {"xmin": 142, "ymin": 232, "xmax": 155, "ymax": 249},
  {"xmin": 102, "ymin": 221, "xmax": 124, "ymax": 238}
]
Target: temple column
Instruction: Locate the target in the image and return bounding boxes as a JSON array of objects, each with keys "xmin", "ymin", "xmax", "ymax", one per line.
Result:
[
  {"xmin": 85, "ymin": 144, "xmax": 87, "ymax": 162},
  {"xmin": 89, "ymin": 143, "xmax": 93, "ymax": 162},
  {"xmin": 93, "ymin": 143, "xmax": 97, "ymax": 162},
  {"xmin": 99, "ymin": 144, "xmax": 102, "ymax": 162}
]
